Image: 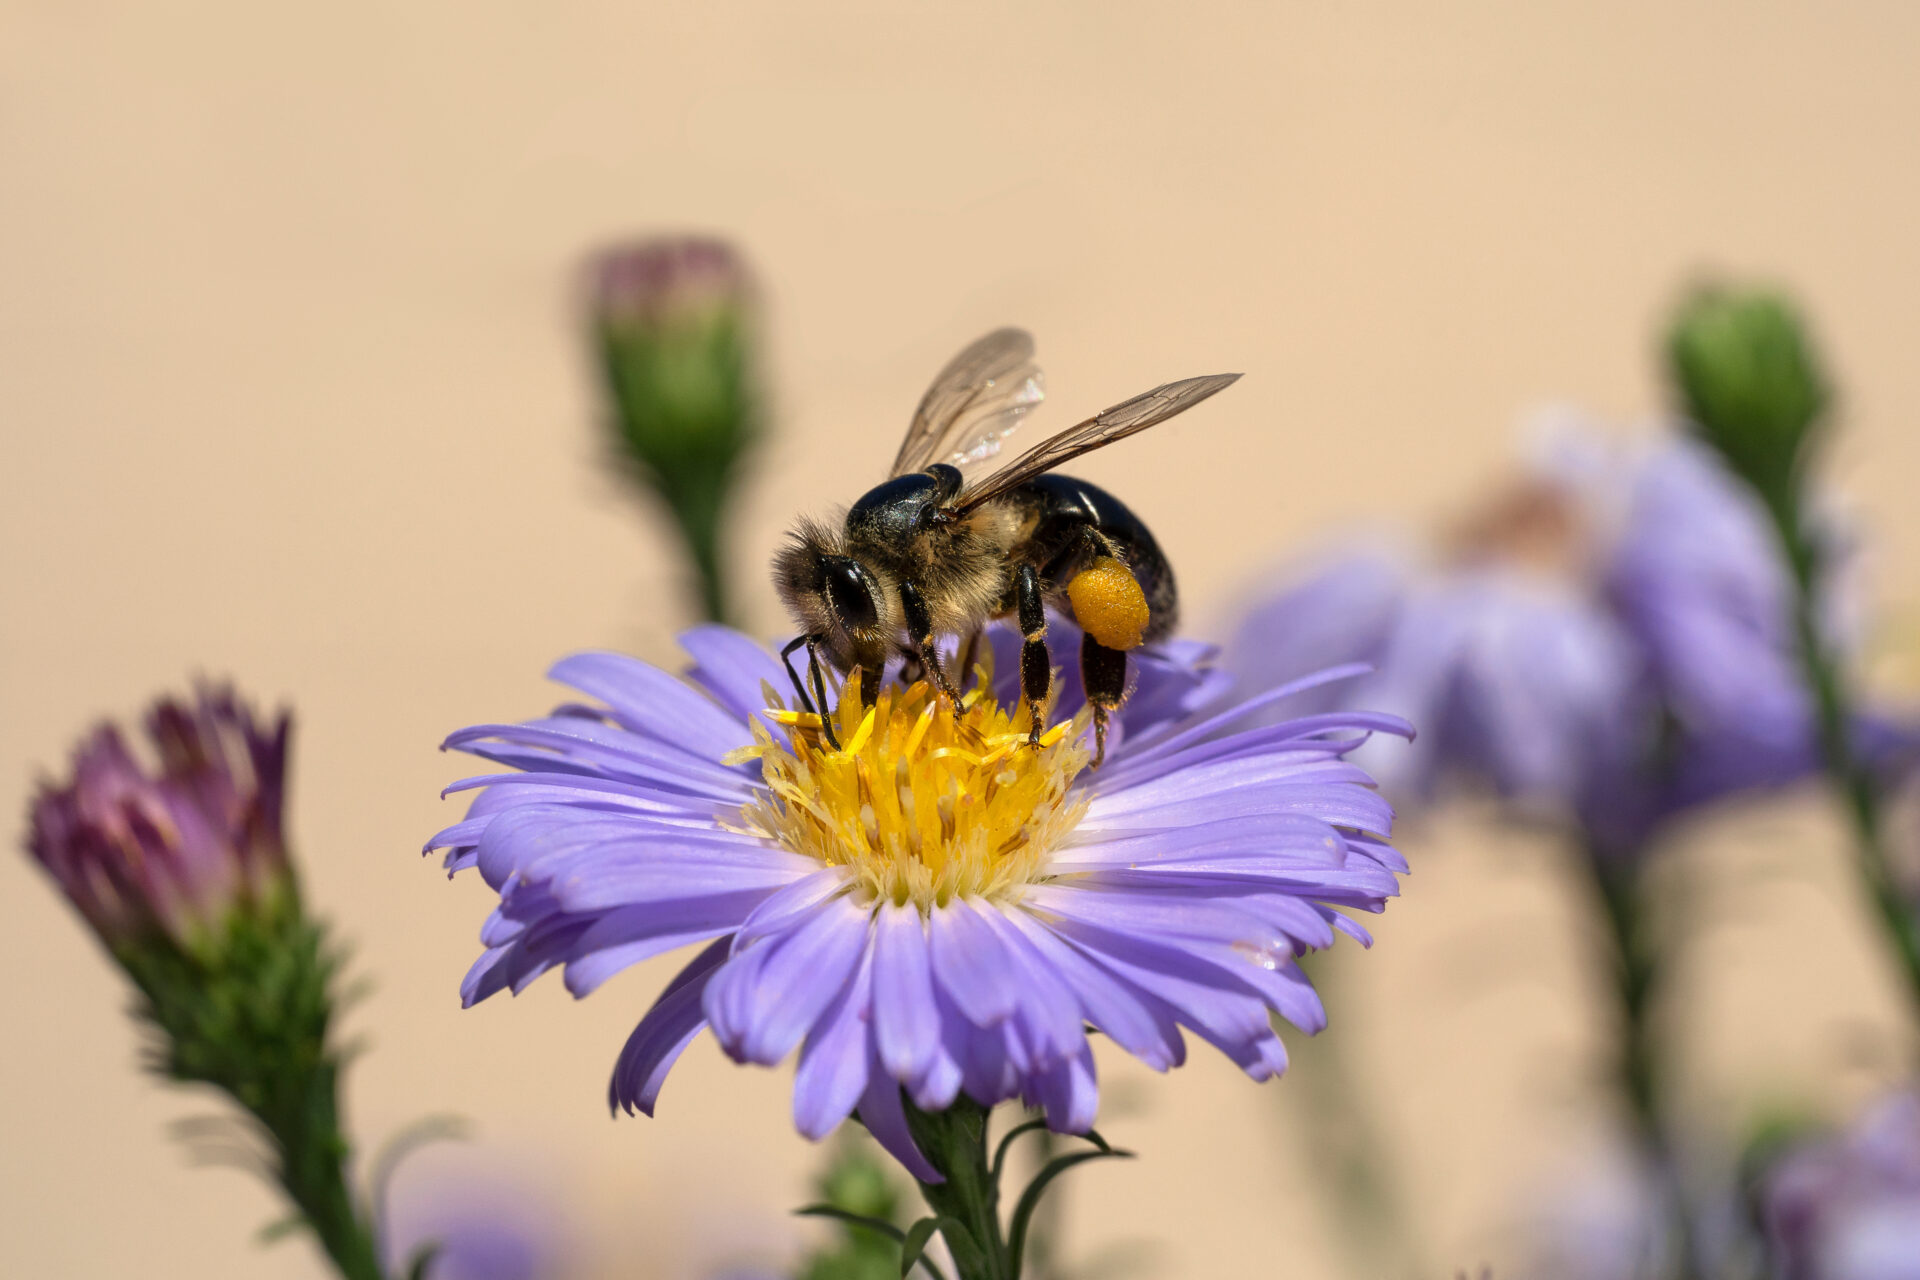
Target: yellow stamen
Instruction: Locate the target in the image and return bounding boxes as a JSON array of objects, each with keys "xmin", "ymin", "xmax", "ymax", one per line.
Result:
[{"xmin": 736, "ymin": 655, "xmax": 1092, "ymax": 910}]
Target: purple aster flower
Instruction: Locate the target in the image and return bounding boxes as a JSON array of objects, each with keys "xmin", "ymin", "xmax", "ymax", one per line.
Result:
[
  {"xmin": 427, "ymin": 622, "xmax": 1409, "ymax": 1180},
  {"xmin": 26, "ymin": 685, "xmax": 293, "ymax": 952},
  {"xmin": 1231, "ymin": 414, "xmax": 1915, "ymax": 849},
  {"xmin": 1761, "ymin": 1091, "xmax": 1920, "ymax": 1280}
]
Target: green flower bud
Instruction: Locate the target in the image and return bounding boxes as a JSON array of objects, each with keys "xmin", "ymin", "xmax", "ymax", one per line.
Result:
[
  {"xmin": 1665, "ymin": 283, "xmax": 1829, "ymax": 508},
  {"xmin": 588, "ymin": 236, "xmax": 760, "ymax": 625}
]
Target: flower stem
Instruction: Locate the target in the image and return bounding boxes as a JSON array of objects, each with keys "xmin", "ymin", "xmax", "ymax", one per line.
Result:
[
  {"xmin": 1762, "ymin": 494, "xmax": 1920, "ymax": 1018},
  {"xmin": 1281, "ymin": 950, "xmax": 1415, "ymax": 1280},
  {"xmin": 126, "ymin": 899, "xmax": 386, "ymax": 1280},
  {"xmin": 903, "ymin": 1098, "xmax": 1012, "ymax": 1280},
  {"xmin": 1582, "ymin": 847, "xmax": 1701, "ymax": 1280},
  {"xmin": 251, "ymin": 1056, "xmax": 387, "ymax": 1280},
  {"xmin": 671, "ymin": 469, "xmax": 733, "ymax": 628}
]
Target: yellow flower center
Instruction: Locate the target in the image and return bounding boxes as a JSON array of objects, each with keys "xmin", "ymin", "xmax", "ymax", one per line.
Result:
[{"xmin": 725, "ymin": 662, "xmax": 1092, "ymax": 909}]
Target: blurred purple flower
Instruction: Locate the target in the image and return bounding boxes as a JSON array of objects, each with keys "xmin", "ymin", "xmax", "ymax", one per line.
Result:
[
  {"xmin": 1519, "ymin": 1150, "xmax": 1670, "ymax": 1280},
  {"xmin": 26, "ymin": 686, "xmax": 292, "ymax": 951},
  {"xmin": 385, "ymin": 1165, "xmax": 565, "ymax": 1280},
  {"xmin": 426, "ymin": 622, "xmax": 1410, "ymax": 1180},
  {"xmin": 1762, "ymin": 1091, "xmax": 1920, "ymax": 1280},
  {"xmin": 1231, "ymin": 414, "xmax": 1915, "ymax": 850},
  {"xmin": 396, "ymin": 1214, "xmax": 548, "ymax": 1280}
]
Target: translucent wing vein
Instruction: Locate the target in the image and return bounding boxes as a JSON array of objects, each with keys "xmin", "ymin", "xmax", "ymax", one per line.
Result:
[
  {"xmin": 953, "ymin": 372, "xmax": 1241, "ymax": 512},
  {"xmin": 890, "ymin": 328, "xmax": 1044, "ymax": 478}
]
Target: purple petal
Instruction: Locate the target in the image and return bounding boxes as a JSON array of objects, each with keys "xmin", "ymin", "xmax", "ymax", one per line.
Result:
[
  {"xmin": 792, "ymin": 948, "xmax": 875, "ymax": 1139},
  {"xmin": 705, "ymin": 894, "xmax": 873, "ymax": 1066},
  {"xmin": 907, "ymin": 1040, "xmax": 965, "ymax": 1113},
  {"xmin": 680, "ymin": 626, "xmax": 789, "ymax": 730},
  {"xmin": 1083, "ymin": 776, "xmax": 1394, "ymax": 838},
  {"xmin": 1047, "ymin": 813, "xmax": 1350, "ymax": 870},
  {"xmin": 1029, "ymin": 1042, "xmax": 1099, "ymax": 1134},
  {"xmin": 1103, "ymin": 663, "xmax": 1385, "ymax": 780},
  {"xmin": 444, "ymin": 719, "xmax": 749, "ymax": 796},
  {"xmin": 424, "ymin": 815, "xmax": 490, "ymax": 857},
  {"xmin": 977, "ymin": 906, "xmax": 1089, "ymax": 1068},
  {"xmin": 548, "ymin": 652, "xmax": 750, "ymax": 760},
  {"xmin": 732, "ymin": 869, "xmax": 855, "ymax": 945},
  {"xmin": 1064, "ymin": 866, "xmax": 1400, "ymax": 907},
  {"xmin": 1042, "ymin": 919, "xmax": 1274, "ymax": 1049},
  {"xmin": 1229, "ymin": 952, "xmax": 1326, "ymax": 1033},
  {"xmin": 872, "ymin": 904, "xmax": 942, "ymax": 1083},
  {"xmin": 1099, "ymin": 713, "xmax": 1413, "ymax": 792},
  {"xmin": 609, "ymin": 936, "xmax": 731, "ymax": 1115},
  {"xmin": 927, "ymin": 897, "xmax": 1021, "ymax": 1027},
  {"xmin": 561, "ymin": 890, "xmax": 778, "ymax": 996},
  {"xmin": 1024, "ymin": 883, "xmax": 1292, "ymax": 952},
  {"xmin": 1002, "ymin": 910, "xmax": 1185, "ymax": 1070},
  {"xmin": 857, "ymin": 1065, "xmax": 941, "ymax": 1184},
  {"xmin": 941, "ymin": 988, "xmax": 1024, "ymax": 1107},
  {"xmin": 548, "ymin": 847, "xmax": 815, "ymax": 914}
]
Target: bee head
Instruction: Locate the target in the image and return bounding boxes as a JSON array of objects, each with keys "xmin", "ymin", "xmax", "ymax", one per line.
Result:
[{"xmin": 772, "ymin": 518, "xmax": 895, "ymax": 672}]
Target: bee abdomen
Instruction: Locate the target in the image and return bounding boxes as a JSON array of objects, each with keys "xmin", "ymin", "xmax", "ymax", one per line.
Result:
[{"xmin": 1016, "ymin": 473, "xmax": 1178, "ymax": 644}]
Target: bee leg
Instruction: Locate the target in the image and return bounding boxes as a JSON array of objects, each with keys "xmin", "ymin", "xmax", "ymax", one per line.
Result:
[
  {"xmin": 897, "ymin": 580, "xmax": 958, "ymax": 708},
  {"xmin": 779, "ymin": 635, "xmax": 816, "ymax": 714},
  {"xmin": 1079, "ymin": 632, "xmax": 1128, "ymax": 769},
  {"xmin": 1015, "ymin": 562, "xmax": 1050, "ymax": 747},
  {"xmin": 804, "ymin": 636, "xmax": 842, "ymax": 751},
  {"xmin": 857, "ymin": 664, "xmax": 881, "ymax": 711}
]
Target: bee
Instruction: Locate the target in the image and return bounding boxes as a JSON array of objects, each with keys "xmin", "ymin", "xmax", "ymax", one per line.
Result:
[{"xmin": 773, "ymin": 328, "xmax": 1239, "ymax": 766}]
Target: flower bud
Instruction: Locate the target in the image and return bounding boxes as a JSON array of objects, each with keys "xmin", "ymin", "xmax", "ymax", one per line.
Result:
[
  {"xmin": 25, "ymin": 685, "xmax": 293, "ymax": 956},
  {"xmin": 588, "ymin": 236, "xmax": 760, "ymax": 624},
  {"xmin": 1665, "ymin": 283, "xmax": 1829, "ymax": 507}
]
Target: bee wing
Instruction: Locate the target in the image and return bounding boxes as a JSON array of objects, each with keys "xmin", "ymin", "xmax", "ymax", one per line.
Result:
[
  {"xmin": 890, "ymin": 327, "xmax": 1046, "ymax": 478},
  {"xmin": 951, "ymin": 372, "xmax": 1242, "ymax": 514}
]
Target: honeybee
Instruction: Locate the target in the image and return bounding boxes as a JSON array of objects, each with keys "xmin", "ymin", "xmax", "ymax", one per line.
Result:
[{"xmin": 773, "ymin": 328, "xmax": 1239, "ymax": 765}]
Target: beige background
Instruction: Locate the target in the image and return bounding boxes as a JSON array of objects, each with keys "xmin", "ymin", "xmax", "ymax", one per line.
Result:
[{"xmin": 5, "ymin": 3, "xmax": 1920, "ymax": 1277}]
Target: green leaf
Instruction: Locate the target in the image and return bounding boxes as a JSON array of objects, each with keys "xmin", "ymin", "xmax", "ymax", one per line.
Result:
[
  {"xmin": 795, "ymin": 1203, "xmax": 907, "ymax": 1244},
  {"xmin": 898, "ymin": 1217, "xmax": 941, "ymax": 1279},
  {"xmin": 991, "ymin": 1118, "xmax": 1114, "ymax": 1184},
  {"xmin": 990, "ymin": 1118, "xmax": 1049, "ymax": 1184},
  {"xmin": 925, "ymin": 1215, "xmax": 984, "ymax": 1280},
  {"xmin": 1006, "ymin": 1148, "xmax": 1134, "ymax": 1279},
  {"xmin": 255, "ymin": 1214, "xmax": 307, "ymax": 1246}
]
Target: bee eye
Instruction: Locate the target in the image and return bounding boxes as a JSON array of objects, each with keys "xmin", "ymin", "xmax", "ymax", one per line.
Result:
[{"xmin": 823, "ymin": 558, "xmax": 879, "ymax": 633}]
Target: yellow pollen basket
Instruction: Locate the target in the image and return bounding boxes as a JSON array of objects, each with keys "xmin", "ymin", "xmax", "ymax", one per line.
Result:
[
  {"xmin": 1067, "ymin": 556, "xmax": 1150, "ymax": 650},
  {"xmin": 725, "ymin": 658, "xmax": 1093, "ymax": 910}
]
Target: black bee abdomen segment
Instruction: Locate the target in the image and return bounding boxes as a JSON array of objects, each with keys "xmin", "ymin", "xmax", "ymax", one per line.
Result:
[{"xmin": 1017, "ymin": 473, "xmax": 1178, "ymax": 642}]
